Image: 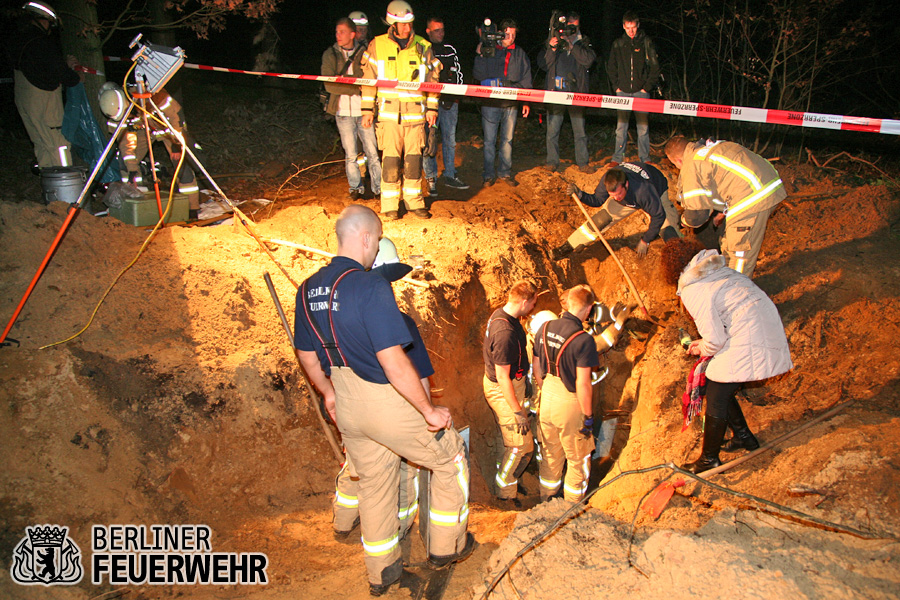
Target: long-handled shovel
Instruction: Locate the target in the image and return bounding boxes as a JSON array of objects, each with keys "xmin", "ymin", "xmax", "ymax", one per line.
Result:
[
  {"xmin": 570, "ymin": 192, "xmax": 654, "ymax": 322},
  {"xmin": 264, "ymin": 273, "xmax": 343, "ymax": 464}
]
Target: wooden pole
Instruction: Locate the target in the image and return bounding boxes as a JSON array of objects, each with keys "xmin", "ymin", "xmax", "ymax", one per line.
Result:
[
  {"xmin": 264, "ymin": 273, "xmax": 344, "ymax": 464},
  {"xmin": 261, "ymin": 237, "xmax": 431, "ymax": 289},
  {"xmin": 570, "ymin": 193, "xmax": 652, "ymax": 320}
]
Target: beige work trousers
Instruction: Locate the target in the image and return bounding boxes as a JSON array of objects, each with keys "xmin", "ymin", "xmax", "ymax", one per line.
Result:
[
  {"xmin": 568, "ymin": 190, "xmax": 681, "ymax": 249},
  {"xmin": 720, "ymin": 208, "xmax": 772, "ymax": 278},
  {"xmin": 120, "ymin": 130, "xmax": 201, "ymax": 210},
  {"xmin": 14, "ymin": 71, "xmax": 70, "ymax": 169},
  {"xmin": 334, "ymin": 451, "xmax": 420, "ymax": 539},
  {"xmin": 376, "ymin": 119, "xmax": 426, "ymax": 213},
  {"xmin": 538, "ymin": 375, "xmax": 594, "ymax": 502},
  {"xmin": 483, "ymin": 375, "xmax": 534, "ymax": 499},
  {"xmin": 331, "ymin": 367, "xmax": 469, "ymax": 585}
]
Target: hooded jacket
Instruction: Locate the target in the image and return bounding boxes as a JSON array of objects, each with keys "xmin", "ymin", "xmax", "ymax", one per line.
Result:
[{"xmin": 677, "ymin": 250, "xmax": 792, "ymax": 383}]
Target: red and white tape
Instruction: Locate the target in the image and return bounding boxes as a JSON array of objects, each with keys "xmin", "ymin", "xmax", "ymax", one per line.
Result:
[{"xmin": 96, "ymin": 57, "xmax": 899, "ymax": 136}]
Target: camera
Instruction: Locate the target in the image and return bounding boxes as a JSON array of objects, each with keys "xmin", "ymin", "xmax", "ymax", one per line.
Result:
[
  {"xmin": 548, "ymin": 11, "xmax": 577, "ymax": 49},
  {"xmin": 479, "ymin": 18, "xmax": 505, "ymax": 58}
]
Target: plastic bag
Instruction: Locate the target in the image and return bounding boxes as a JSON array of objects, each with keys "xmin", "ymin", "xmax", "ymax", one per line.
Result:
[
  {"xmin": 102, "ymin": 182, "xmax": 143, "ymax": 209},
  {"xmin": 61, "ymin": 82, "xmax": 119, "ymax": 184}
]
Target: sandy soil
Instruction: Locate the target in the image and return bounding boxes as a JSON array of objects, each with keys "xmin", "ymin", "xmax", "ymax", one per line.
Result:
[{"xmin": 1, "ymin": 82, "xmax": 899, "ymax": 600}]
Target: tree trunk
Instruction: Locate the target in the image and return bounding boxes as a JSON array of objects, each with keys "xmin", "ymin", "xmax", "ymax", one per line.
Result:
[{"xmin": 55, "ymin": 0, "xmax": 105, "ymax": 127}]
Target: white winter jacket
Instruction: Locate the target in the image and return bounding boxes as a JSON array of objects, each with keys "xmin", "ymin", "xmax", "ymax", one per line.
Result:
[{"xmin": 677, "ymin": 250, "xmax": 793, "ymax": 383}]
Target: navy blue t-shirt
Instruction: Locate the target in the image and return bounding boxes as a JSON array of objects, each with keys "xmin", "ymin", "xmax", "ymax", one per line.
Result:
[
  {"xmin": 403, "ymin": 313, "xmax": 434, "ymax": 379},
  {"xmin": 534, "ymin": 311, "xmax": 599, "ymax": 392},
  {"xmin": 483, "ymin": 308, "xmax": 529, "ymax": 383},
  {"xmin": 294, "ymin": 256, "xmax": 412, "ymax": 384},
  {"xmin": 578, "ymin": 162, "xmax": 670, "ymax": 244}
]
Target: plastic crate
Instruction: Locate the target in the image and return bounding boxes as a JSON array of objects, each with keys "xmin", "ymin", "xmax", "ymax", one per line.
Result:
[{"xmin": 109, "ymin": 191, "xmax": 190, "ymax": 226}]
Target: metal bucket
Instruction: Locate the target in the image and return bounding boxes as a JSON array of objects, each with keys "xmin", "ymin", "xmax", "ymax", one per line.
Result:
[{"xmin": 40, "ymin": 167, "xmax": 87, "ymax": 205}]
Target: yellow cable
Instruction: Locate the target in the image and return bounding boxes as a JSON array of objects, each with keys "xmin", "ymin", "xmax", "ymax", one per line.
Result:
[{"xmin": 41, "ymin": 151, "xmax": 187, "ymax": 350}]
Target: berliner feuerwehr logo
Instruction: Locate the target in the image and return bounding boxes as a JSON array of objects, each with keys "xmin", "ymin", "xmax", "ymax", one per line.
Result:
[{"xmin": 10, "ymin": 525, "xmax": 83, "ymax": 585}]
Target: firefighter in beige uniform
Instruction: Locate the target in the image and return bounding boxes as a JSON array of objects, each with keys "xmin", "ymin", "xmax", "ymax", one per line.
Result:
[
  {"xmin": 333, "ymin": 239, "xmax": 431, "ymax": 543},
  {"xmin": 665, "ymin": 136, "xmax": 786, "ymax": 277},
  {"xmin": 360, "ymin": 0, "xmax": 441, "ymax": 220},
  {"xmin": 294, "ymin": 206, "xmax": 474, "ymax": 596},
  {"xmin": 482, "ymin": 280, "xmax": 538, "ymax": 501},
  {"xmin": 532, "ymin": 285, "xmax": 600, "ymax": 502},
  {"xmin": 99, "ymin": 84, "xmax": 201, "ymax": 215}
]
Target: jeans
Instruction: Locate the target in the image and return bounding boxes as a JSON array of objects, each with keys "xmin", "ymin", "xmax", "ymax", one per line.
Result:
[
  {"xmin": 336, "ymin": 115, "xmax": 382, "ymax": 194},
  {"xmin": 481, "ymin": 105, "xmax": 517, "ymax": 180},
  {"xmin": 613, "ymin": 90, "xmax": 650, "ymax": 163},
  {"xmin": 423, "ymin": 102, "xmax": 459, "ymax": 180},
  {"xmin": 546, "ymin": 105, "xmax": 587, "ymax": 168}
]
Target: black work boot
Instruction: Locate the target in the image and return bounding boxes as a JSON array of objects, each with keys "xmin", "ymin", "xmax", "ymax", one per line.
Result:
[
  {"xmin": 683, "ymin": 415, "xmax": 727, "ymax": 474},
  {"xmin": 551, "ymin": 241, "xmax": 575, "ymax": 260},
  {"xmin": 721, "ymin": 397, "xmax": 760, "ymax": 452},
  {"xmin": 369, "ymin": 560, "xmax": 403, "ymax": 597}
]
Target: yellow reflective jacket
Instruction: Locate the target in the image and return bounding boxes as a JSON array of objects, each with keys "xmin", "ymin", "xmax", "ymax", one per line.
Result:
[
  {"xmin": 360, "ymin": 33, "xmax": 441, "ymax": 124},
  {"xmin": 680, "ymin": 140, "xmax": 786, "ymax": 219}
]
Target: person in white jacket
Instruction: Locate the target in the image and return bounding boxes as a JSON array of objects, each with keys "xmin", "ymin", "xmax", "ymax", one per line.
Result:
[{"xmin": 664, "ymin": 241, "xmax": 793, "ymax": 473}]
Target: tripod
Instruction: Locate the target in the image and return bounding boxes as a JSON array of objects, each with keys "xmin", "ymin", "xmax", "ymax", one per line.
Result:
[{"xmin": 0, "ymin": 45, "xmax": 296, "ymax": 346}]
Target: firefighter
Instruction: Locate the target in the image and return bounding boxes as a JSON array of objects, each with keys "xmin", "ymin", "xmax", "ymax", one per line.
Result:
[
  {"xmin": 333, "ymin": 238, "xmax": 430, "ymax": 544},
  {"xmin": 360, "ymin": 0, "xmax": 442, "ymax": 221},
  {"xmin": 8, "ymin": 1, "xmax": 82, "ymax": 170},
  {"xmin": 99, "ymin": 83, "xmax": 202, "ymax": 219},
  {"xmin": 553, "ymin": 162, "xmax": 682, "ymax": 260},
  {"xmin": 665, "ymin": 136, "xmax": 787, "ymax": 278},
  {"xmin": 482, "ymin": 280, "xmax": 538, "ymax": 506},
  {"xmin": 532, "ymin": 285, "xmax": 600, "ymax": 503},
  {"xmin": 294, "ymin": 206, "xmax": 474, "ymax": 596}
]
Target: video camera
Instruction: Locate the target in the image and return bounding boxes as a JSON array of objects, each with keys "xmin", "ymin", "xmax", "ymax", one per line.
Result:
[
  {"xmin": 548, "ymin": 10, "xmax": 577, "ymax": 50},
  {"xmin": 479, "ymin": 18, "xmax": 505, "ymax": 58}
]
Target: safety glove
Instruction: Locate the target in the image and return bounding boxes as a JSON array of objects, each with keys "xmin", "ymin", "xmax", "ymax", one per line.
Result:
[
  {"xmin": 514, "ymin": 410, "xmax": 531, "ymax": 435},
  {"xmin": 635, "ymin": 239, "xmax": 650, "ymax": 258},
  {"xmin": 578, "ymin": 415, "xmax": 594, "ymax": 439},
  {"xmin": 566, "ymin": 182, "xmax": 579, "ymax": 196}
]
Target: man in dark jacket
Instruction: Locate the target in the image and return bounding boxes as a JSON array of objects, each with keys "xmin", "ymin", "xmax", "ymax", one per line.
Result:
[
  {"xmin": 423, "ymin": 17, "xmax": 469, "ymax": 192},
  {"xmin": 606, "ymin": 11, "xmax": 659, "ymax": 165},
  {"xmin": 322, "ymin": 17, "xmax": 382, "ymax": 201},
  {"xmin": 538, "ymin": 12, "xmax": 595, "ymax": 172},
  {"xmin": 553, "ymin": 162, "xmax": 681, "ymax": 260},
  {"xmin": 473, "ymin": 19, "xmax": 532, "ymax": 187},
  {"xmin": 7, "ymin": 1, "xmax": 82, "ymax": 170}
]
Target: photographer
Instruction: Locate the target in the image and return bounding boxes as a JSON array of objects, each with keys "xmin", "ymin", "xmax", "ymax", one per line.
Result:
[
  {"xmin": 538, "ymin": 12, "xmax": 596, "ymax": 173},
  {"xmin": 473, "ymin": 18, "xmax": 532, "ymax": 187}
]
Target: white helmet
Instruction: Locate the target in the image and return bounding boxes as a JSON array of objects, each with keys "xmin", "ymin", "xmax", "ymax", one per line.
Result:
[
  {"xmin": 372, "ymin": 237, "xmax": 413, "ymax": 282},
  {"xmin": 385, "ymin": 0, "xmax": 414, "ymax": 24},
  {"xmin": 22, "ymin": 1, "xmax": 58, "ymax": 25},
  {"xmin": 99, "ymin": 84, "xmax": 128, "ymax": 121},
  {"xmin": 349, "ymin": 10, "xmax": 369, "ymax": 26},
  {"xmin": 530, "ymin": 310, "xmax": 557, "ymax": 335}
]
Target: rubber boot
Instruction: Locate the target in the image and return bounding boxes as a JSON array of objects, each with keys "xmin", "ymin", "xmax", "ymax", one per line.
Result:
[
  {"xmin": 683, "ymin": 415, "xmax": 727, "ymax": 474},
  {"xmin": 721, "ymin": 397, "xmax": 760, "ymax": 452}
]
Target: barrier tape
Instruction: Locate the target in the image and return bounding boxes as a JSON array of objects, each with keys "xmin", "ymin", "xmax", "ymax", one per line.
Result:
[{"xmin": 66, "ymin": 57, "xmax": 892, "ymax": 136}]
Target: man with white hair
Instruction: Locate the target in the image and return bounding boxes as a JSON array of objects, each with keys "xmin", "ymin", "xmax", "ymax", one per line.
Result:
[{"xmin": 294, "ymin": 205, "xmax": 474, "ymax": 596}]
